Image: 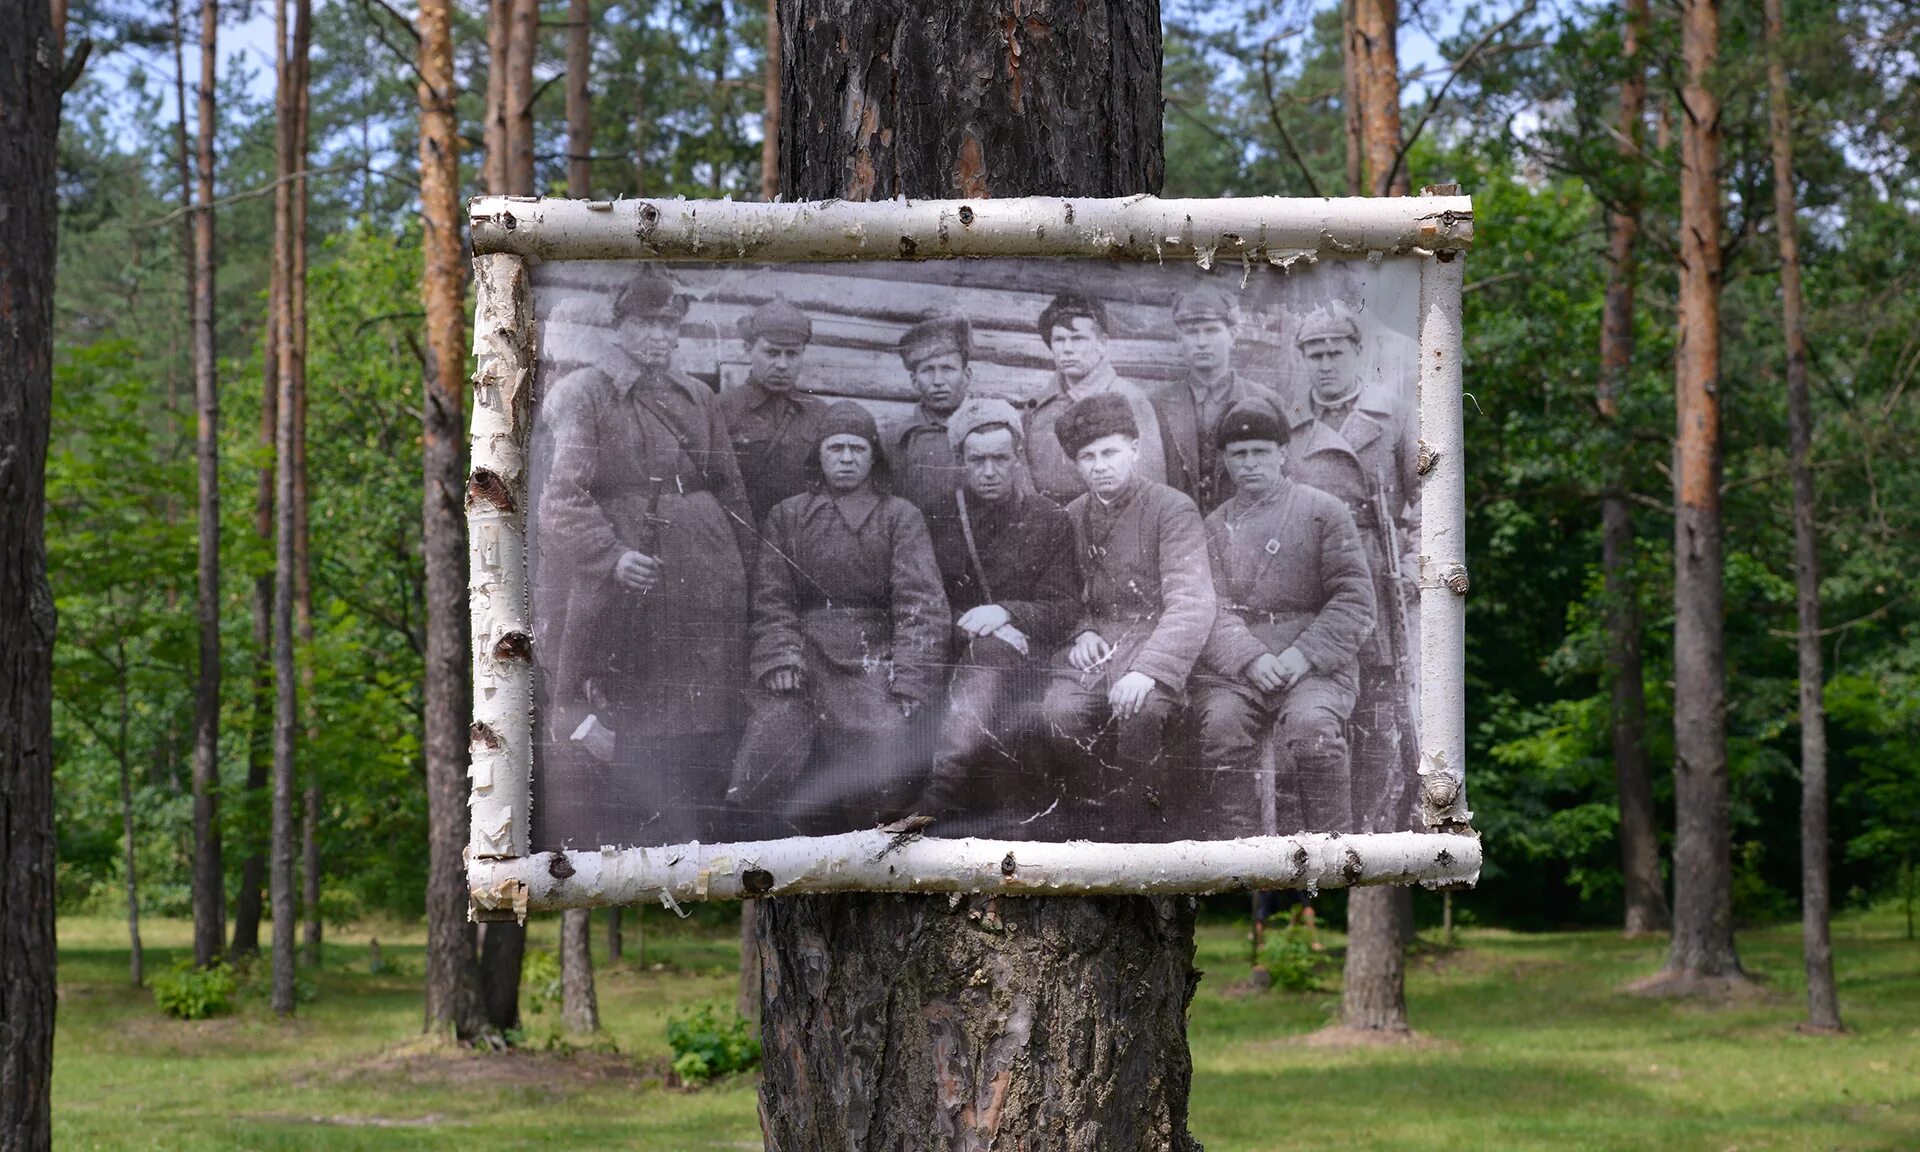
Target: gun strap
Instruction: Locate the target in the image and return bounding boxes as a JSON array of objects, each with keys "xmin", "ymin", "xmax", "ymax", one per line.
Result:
[{"xmin": 956, "ymin": 489, "xmax": 996, "ymax": 604}]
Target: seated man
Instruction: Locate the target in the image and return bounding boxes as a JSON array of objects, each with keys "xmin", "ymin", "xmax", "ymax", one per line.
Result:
[
  {"xmin": 1189, "ymin": 398, "xmax": 1375, "ymax": 837},
  {"xmin": 728, "ymin": 402, "xmax": 950, "ymax": 838},
  {"xmin": 916, "ymin": 397, "xmax": 1080, "ymax": 835},
  {"xmin": 1040, "ymin": 393, "xmax": 1216, "ymax": 842}
]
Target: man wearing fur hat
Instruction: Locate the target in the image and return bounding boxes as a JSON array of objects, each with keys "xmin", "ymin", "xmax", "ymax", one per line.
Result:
[
  {"xmin": 728, "ymin": 401, "xmax": 950, "ymax": 837},
  {"xmin": 1024, "ymin": 292, "xmax": 1168, "ymax": 505},
  {"xmin": 720, "ymin": 296, "xmax": 825, "ymax": 521},
  {"xmin": 892, "ymin": 312, "xmax": 975, "ymax": 531},
  {"xmin": 1286, "ymin": 306, "xmax": 1420, "ymax": 832},
  {"xmin": 1189, "ymin": 398, "xmax": 1375, "ymax": 838},
  {"xmin": 915, "ymin": 397, "xmax": 1081, "ymax": 833},
  {"xmin": 1154, "ymin": 284, "xmax": 1265, "ymax": 514},
  {"xmin": 536, "ymin": 267, "xmax": 757, "ymax": 848},
  {"xmin": 1039, "ymin": 392, "xmax": 1216, "ymax": 842}
]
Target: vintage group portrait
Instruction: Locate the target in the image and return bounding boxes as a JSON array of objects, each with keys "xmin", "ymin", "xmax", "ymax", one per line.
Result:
[{"xmin": 522, "ymin": 254, "xmax": 1428, "ymax": 851}]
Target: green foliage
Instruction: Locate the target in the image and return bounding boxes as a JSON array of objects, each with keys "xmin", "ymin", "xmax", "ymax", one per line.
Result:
[
  {"xmin": 151, "ymin": 960, "xmax": 239, "ymax": 1020},
  {"xmin": 666, "ymin": 1005, "xmax": 761, "ymax": 1085},
  {"xmin": 1262, "ymin": 929, "xmax": 1322, "ymax": 993},
  {"xmin": 523, "ymin": 947, "xmax": 563, "ymax": 1015}
]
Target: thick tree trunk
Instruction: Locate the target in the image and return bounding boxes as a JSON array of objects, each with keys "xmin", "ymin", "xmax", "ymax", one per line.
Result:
[
  {"xmin": 759, "ymin": 0, "xmax": 778, "ymax": 200},
  {"xmin": 418, "ymin": 0, "xmax": 491, "ymax": 1043},
  {"xmin": 1764, "ymin": 0, "xmax": 1840, "ymax": 1033},
  {"xmin": 1340, "ymin": 0, "xmax": 1364, "ymax": 196},
  {"xmin": 1350, "ymin": 0, "xmax": 1406, "ymax": 197},
  {"xmin": 764, "ymin": 7, "xmax": 1192, "ymax": 1148},
  {"xmin": 189, "ymin": 0, "xmax": 226, "ymax": 972},
  {"xmin": 1600, "ymin": 0, "xmax": 1669, "ymax": 939},
  {"xmin": 479, "ymin": 923, "xmax": 525, "ymax": 1031},
  {"xmin": 506, "ymin": 0, "xmax": 537, "ymax": 196},
  {"xmin": 565, "ymin": 0, "xmax": 591, "ymax": 196},
  {"xmin": 1657, "ymin": 0, "xmax": 1743, "ymax": 989},
  {"xmin": 1342, "ymin": 886, "xmax": 1410, "ymax": 1031},
  {"xmin": 0, "ymin": 0, "xmax": 62, "ymax": 1142},
  {"xmin": 560, "ymin": 909, "xmax": 600, "ymax": 1032},
  {"xmin": 485, "ymin": 0, "xmax": 510, "ymax": 195}
]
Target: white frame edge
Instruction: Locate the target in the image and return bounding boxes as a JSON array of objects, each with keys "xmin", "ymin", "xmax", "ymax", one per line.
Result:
[{"xmin": 465, "ymin": 192, "xmax": 1478, "ymax": 920}]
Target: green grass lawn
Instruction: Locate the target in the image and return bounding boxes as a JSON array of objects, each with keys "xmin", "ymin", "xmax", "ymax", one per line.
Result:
[{"xmin": 51, "ymin": 903, "xmax": 1920, "ymax": 1151}]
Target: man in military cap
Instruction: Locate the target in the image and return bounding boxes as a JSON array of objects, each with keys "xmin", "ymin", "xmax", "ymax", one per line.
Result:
[
  {"xmin": 1024, "ymin": 292, "xmax": 1168, "ymax": 505},
  {"xmin": 1285, "ymin": 305, "xmax": 1420, "ymax": 832},
  {"xmin": 720, "ymin": 296, "xmax": 825, "ymax": 521},
  {"xmin": 535, "ymin": 267, "xmax": 757, "ymax": 849},
  {"xmin": 1039, "ymin": 392, "xmax": 1215, "ymax": 842},
  {"xmin": 1188, "ymin": 398, "xmax": 1375, "ymax": 838},
  {"xmin": 892, "ymin": 311, "xmax": 975, "ymax": 531},
  {"xmin": 915, "ymin": 397, "xmax": 1081, "ymax": 834},
  {"xmin": 1154, "ymin": 284, "xmax": 1265, "ymax": 514}
]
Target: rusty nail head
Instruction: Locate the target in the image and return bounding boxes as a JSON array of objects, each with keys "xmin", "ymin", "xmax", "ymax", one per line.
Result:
[{"xmin": 1001, "ymin": 852, "xmax": 1016, "ymax": 877}]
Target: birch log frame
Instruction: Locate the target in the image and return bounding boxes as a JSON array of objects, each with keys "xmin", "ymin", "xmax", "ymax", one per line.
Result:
[{"xmin": 464, "ymin": 194, "xmax": 1480, "ymax": 918}]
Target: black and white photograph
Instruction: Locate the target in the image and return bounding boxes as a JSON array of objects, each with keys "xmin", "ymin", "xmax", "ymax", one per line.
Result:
[{"xmin": 524, "ymin": 256, "xmax": 1426, "ymax": 851}]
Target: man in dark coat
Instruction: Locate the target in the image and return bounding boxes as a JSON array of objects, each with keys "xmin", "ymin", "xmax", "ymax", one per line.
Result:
[
  {"xmin": 1188, "ymin": 398, "xmax": 1375, "ymax": 838},
  {"xmin": 915, "ymin": 397, "xmax": 1080, "ymax": 835},
  {"xmin": 1154, "ymin": 284, "xmax": 1264, "ymax": 514},
  {"xmin": 1285, "ymin": 307, "xmax": 1421, "ymax": 831},
  {"xmin": 1024, "ymin": 293, "xmax": 1168, "ymax": 504},
  {"xmin": 720, "ymin": 296, "xmax": 826, "ymax": 520},
  {"xmin": 729, "ymin": 402, "xmax": 950, "ymax": 837},
  {"xmin": 537, "ymin": 268, "xmax": 757, "ymax": 849},
  {"xmin": 892, "ymin": 312, "xmax": 974, "ymax": 532},
  {"xmin": 1039, "ymin": 393, "xmax": 1217, "ymax": 841}
]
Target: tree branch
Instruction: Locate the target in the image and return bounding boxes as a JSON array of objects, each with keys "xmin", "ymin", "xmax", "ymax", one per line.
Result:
[
  {"xmin": 1258, "ymin": 38, "xmax": 1324, "ymax": 198},
  {"xmin": 1383, "ymin": 0, "xmax": 1538, "ymax": 195}
]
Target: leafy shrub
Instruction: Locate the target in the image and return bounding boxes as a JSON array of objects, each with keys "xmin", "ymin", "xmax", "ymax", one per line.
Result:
[
  {"xmin": 151, "ymin": 960, "xmax": 238, "ymax": 1020},
  {"xmin": 1265, "ymin": 930, "xmax": 1322, "ymax": 993},
  {"xmin": 522, "ymin": 947, "xmax": 562, "ymax": 1015},
  {"xmin": 667, "ymin": 1005, "xmax": 761, "ymax": 1085}
]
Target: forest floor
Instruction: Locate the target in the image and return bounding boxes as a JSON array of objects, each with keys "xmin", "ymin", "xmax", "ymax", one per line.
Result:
[{"xmin": 51, "ymin": 902, "xmax": 1920, "ymax": 1151}]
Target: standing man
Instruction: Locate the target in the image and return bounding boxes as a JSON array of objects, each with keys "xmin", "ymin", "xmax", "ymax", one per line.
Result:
[
  {"xmin": 728, "ymin": 402, "xmax": 950, "ymax": 837},
  {"xmin": 1024, "ymin": 293, "xmax": 1168, "ymax": 505},
  {"xmin": 538, "ymin": 268, "xmax": 757, "ymax": 848},
  {"xmin": 1040, "ymin": 393, "xmax": 1215, "ymax": 842},
  {"xmin": 721, "ymin": 296, "xmax": 824, "ymax": 521},
  {"xmin": 1154, "ymin": 284, "xmax": 1263, "ymax": 514},
  {"xmin": 1285, "ymin": 307, "xmax": 1420, "ymax": 832},
  {"xmin": 892, "ymin": 312, "xmax": 975, "ymax": 531},
  {"xmin": 1189, "ymin": 399, "xmax": 1374, "ymax": 839},
  {"xmin": 915, "ymin": 397, "xmax": 1081, "ymax": 834}
]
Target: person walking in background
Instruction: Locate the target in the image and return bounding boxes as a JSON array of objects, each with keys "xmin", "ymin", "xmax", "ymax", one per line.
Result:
[
  {"xmin": 1040, "ymin": 393, "xmax": 1215, "ymax": 842},
  {"xmin": 721, "ymin": 296, "xmax": 825, "ymax": 521},
  {"xmin": 1189, "ymin": 398, "xmax": 1374, "ymax": 839},
  {"xmin": 1155, "ymin": 285, "xmax": 1263, "ymax": 514},
  {"xmin": 892, "ymin": 312, "xmax": 976, "ymax": 533},
  {"xmin": 915, "ymin": 397, "xmax": 1081, "ymax": 835},
  {"xmin": 539, "ymin": 268, "xmax": 756, "ymax": 847},
  {"xmin": 728, "ymin": 402, "xmax": 950, "ymax": 837},
  {"xmin": 1024, "ymin": 293, "xmax": 1168, "ymax": 504}
]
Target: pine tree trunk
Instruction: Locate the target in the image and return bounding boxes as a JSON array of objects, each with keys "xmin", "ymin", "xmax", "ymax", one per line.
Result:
[
  {"xmin": 1340, "ymin": 0, "xmax": 1364, "ymax": 196},
  {"xmin": 1657, "ymin": 0, "xmax": 1744, "ymax": 989},
  {"xmin": 1599, "ymin": 0, "xmax": 1669, "ymax": 939},
  {"xmin": 0, "ymin": 2, "xmax": 62, "ymax": 1142},
  {"xmin": 759, "ymin": 0, "xmax": 778, "ymax": 201},
  {"xmin": 485, "ymin": 0, "xmax": 510, "ymax": 195},
  {"xmin": 560, "ymin": 909, "xmax": 600, "ymax": 1032},
  {"xmin": 565, "ymin": 0, "xmax": 591, "ymax": 196},
  {"xmin": 1351, "ymin": 0, "xmax": 1406, "ymax": 197},
  {"xmin": 269, "ymin": 0, "xmax": 300, "ymax": 1010},
  {"xmin": 1764, "ymin": 0, "xmax": 1840, "ymax": 1033},
  {"xmin": 418, "ymin": 0, "xmax": 491, "ymax": 1043},
  {"xmin": 189, "ymin": 0, "xmax": 226, "ymax": 972},
  {"xmin": 1342, "ymin": 885, "xmax": 1410, "ymax": 1031},
  {"xmin": 506, "ymin": 0, "xmax": 537, "ymax": 196},
  {"xmin": 737, "ymin": 900, "xmax": 760, "ymax": 1021},
  {"xmin": 479, "ymin": 922, "xmax": 525, "ymax": 1031},
  {"xmin": 233, "ymin": 267, "xmax": 277, "ymax": 960},
  {"xmin": 288, "ymin": 0, "xmax": 320, "ymax": 973},
  {"xmin": 118, "ymin": 642, "xmax": 143, "ymax": 986},
  {"xmin": 762, "ymin": 7, "xmax": 1193, "ymax": 1148}
]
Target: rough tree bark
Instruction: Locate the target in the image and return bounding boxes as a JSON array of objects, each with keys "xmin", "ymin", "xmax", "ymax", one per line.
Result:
[
  {"xmin": 1646, "ymin": 0, "xmax": 1745, "ymax": 993},
  {"xmin": 506, "ymin": 0, "xmax": 537, "ymax": 196},
  {"xmin": 560, "ymin": 908, "xmax": 600, "ymax": 1032},
  {"xmin": 1599, "ymin": 0, "xmax": 1669, "ymax": 939},
  {"xmin": 418, "ymin": 0, "xmax": 491, "ymax": 1043},
  {"xmin": 737, "ymin": 901, "xmax": 759, "ymax": 1021},
  {"xmin": 1341, "ymin": 0, "xmax": 1364, "ymax": 196},
  {"xmin": 759, "ymin": 0, "xmax": 778, "ymax": 200},
  {"xmin": 287, "ymin": 0, "xmax": 321, "ymax": 973},
  {"xmin": 189, "ymin": 0, "xmax": 226, "ymax": 972},
  {"xmin": 1, "ymin": 0, "xmax": 63, "ymax": 1141},
  {"xmin": 1337, "ymin": 0, "xmax": 1412, "ymax": 1035},
  {"xmin": 566, "ymin": 0, "xmax": 591, "ymax": 196},
  {"xmin": 761, "ymin": 6, "xmax": 1195, "ymax": 1148},
  {"xmin": 1764, "ymin": 0, "xmax": 1841, "ymax": 1033}
]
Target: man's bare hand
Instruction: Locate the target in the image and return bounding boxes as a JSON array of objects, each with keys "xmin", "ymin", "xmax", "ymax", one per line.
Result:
[
  {"xmin": 1108, "ymin": 671, "xmax": 1157, "ymax": 720},
  {"xmin": 615, "ymin": 550, "xmax": 663, "ymax": 592},
  {"xmin": 1068, "ymin": 631, "xmax": 1112, "ymax": 673},
  {"xmin": 956, "ymin": 604, "xmax": 1012, "ymax": 637},
  {"xmin": 1247, "ymin": 653, "xmax": 1287, "ymax": 693},
  {"xmin": 1274, "ymin": 646, "xmax": 1311, "ymax": 687},
  {"xmin": 762, "ymin": 667, "xmax": 802, "ymax": 693}
]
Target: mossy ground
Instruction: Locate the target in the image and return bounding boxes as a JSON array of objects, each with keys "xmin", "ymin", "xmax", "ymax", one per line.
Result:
[{"xmin": 52, "ymin": 904, "xmax": 1920, "ymax": 1150}]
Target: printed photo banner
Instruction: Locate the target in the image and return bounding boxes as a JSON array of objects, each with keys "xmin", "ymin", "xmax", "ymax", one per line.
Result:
[{"xmin": 463, "ymin": 194, "xmax": 1479, "ymax": 919}]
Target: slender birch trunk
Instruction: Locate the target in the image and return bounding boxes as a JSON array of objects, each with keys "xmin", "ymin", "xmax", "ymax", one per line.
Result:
[
  {"xmin": 189, "ymin": 0, "xmax": 226, "ymax": 973},
  {"xmin": 1764, "ymin": 0, "xmax": 1841, "ymax": 1032},
  {"xmin": 417, "ymin": 0, "xmax": 492, "ymax": 1043},
  {"xmin": 1600, "ymin": 0, "xmax": 1670, "ymax": 938}
]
